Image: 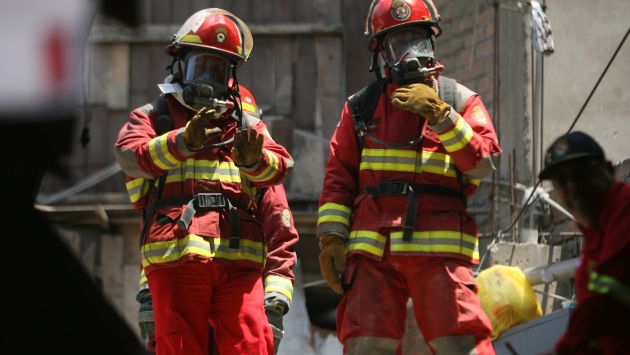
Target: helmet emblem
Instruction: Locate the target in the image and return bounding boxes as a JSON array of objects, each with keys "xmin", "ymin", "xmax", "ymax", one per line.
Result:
[
  {"xmin": 553, "ymin": 138, "xmax": 569, "ymax": 157},
  {"xmin": 391, "ymin": 0, "xmax": 411, "ymax": 21},
  {"xmin": 216, "ymin": 27, "xmax": 227, "ymax": 43}
]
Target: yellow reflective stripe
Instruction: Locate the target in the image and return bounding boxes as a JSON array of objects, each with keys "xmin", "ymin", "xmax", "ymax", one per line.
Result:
[
  {"xmin": 141, "ymin": 234, "xmax": 265, "ymax": 267},
  {"xmin": 264, "ymin": 275, "xmax": 294, "ymax": 302},
  {"xmin": 138, "ymin": 268, "xmax": 148, "ymax": 288},
  {"xmin": 360, "ymin": 161, "xmax": 417, "ymax": 172},
  {"xmin": 469, "ymin": 178, "xmax": 481, "ymax": 186},
  {"xmin": 125, "ymin": 178, "xmax": 150, "ymax": 203},
  {"xmin": 588, "ymin": 271, "xmax": 630, "ymax": 307},
  {"xmin": 164, "ymin": 159, "xmax": 241, "ymax": 183},
  {"xmin": 243, "ymin": 149, "xmax": 280, "ymax": 182},
  {"xmin": 390, "ymin": 230, "xmax": 479, "ymax": 259},
  {"xmin": 362, "ymin": 148, "xmax": 419, "ymax": 158},
  {"xmin": 347, "ymin": 230, "xmax": 387, "ymax": 258},
  {"xmin": 319, "ymin": 202, "xmax": 351, "ymax": 214},
  {"xmin": 438, "ymin": 115, "xmax": 473, "ymax": 152},
  {"xmin": 181, "ymin": 34, "xmax": 202, "ymax": 43},
  {"xmin": 360, "ymin": 149, "xmax": 458, "ymax": 178},
  {"xmin": 148, "ymin": 133, "xmax": 178, "ymax": 170},
  {"xmin": 242, "ymin": 102, "xmax": 257, "ymax": 113},
  {"xmin": 318, "ymin": 202, "xmax": 351, "ymax": 226}
]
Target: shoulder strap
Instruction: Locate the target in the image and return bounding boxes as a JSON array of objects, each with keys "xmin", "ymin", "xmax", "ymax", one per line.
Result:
[
  {"xmin": 348, "ymin": 80, "xmax": 384, "ymax": 150},
  {"xmin": 438, "ymin": 76, "xmax": 477, "ymax": 113},
  {"xmin": 153, "ymin": 95, "xmax": 174, "ymax": 135},
  {"xmin": 438, "ymin": 76, "xmax": 458, "ymax": 109}
]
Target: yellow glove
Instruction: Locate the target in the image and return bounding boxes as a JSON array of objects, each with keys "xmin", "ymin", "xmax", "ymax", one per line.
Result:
[
  {"xmin": 318, "ymin": 233, "xmax": 346, "ymax": 294},
  {"xmin": 231, "ymin": 128, "xmax": 264, "ymax": 168},
  {"xmin": 391, "ymin": 83, "xmax": 451, "ymax": 125},
  {"xmin": 183, "ymin": 107, "xmax": 222, "ymax": 151}
]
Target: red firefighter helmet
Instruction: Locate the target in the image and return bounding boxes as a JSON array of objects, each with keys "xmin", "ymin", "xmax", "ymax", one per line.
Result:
[
  {"xmin": 365, "ymin": 0, "xmax": 441, "ymax": 51},
  {"xmin": 167, "ymin": 8, "xmax": 253, "ymax": 63}
]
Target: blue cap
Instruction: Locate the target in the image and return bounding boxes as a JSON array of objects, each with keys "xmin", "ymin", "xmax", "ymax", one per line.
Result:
[{"xmin": 539, "ymin": 131, "xmax": 605, "ymax": 180}]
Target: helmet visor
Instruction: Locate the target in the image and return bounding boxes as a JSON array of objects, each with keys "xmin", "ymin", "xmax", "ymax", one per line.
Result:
[
  {"xmin": 383, "ymin": 28, "xmax": 434, "ymax": 66},
  {"xmin": 184, "ymin": 52, "xmax": 229, "ymax": 86}
]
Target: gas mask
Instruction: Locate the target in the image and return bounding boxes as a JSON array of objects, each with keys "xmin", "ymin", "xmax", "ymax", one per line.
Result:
[
  {"xmin": 181, "ymin": 52, "xmax": 230, "ymax": 110},
  {"xmin": 383, "ymin": 28, "xmax": 436, "ymax": 85}
]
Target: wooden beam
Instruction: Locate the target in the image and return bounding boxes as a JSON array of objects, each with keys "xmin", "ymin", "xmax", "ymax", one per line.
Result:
[{"xmin": 89, "ymin": 23, "xmax": 343, "ymax": 43}]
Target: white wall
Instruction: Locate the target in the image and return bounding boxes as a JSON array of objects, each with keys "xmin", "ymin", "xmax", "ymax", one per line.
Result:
[{"xmin": 543, "ymin": 0, "xmax": 630, "ymax": 163}]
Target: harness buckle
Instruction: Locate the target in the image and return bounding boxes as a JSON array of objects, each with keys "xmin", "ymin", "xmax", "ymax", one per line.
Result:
[{"xmin": 196, "ymin": 193, "xmax": 227, "ymax": 208}]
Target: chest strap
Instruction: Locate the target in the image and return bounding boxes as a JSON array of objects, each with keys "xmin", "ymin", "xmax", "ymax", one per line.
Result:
[
  {"xmin": 146, "ymin": 193, "xmax": 241, "ymax": 249},
  {"xmin": 364, "ymin": 181, "xmax": 464, "ymax": 242}
]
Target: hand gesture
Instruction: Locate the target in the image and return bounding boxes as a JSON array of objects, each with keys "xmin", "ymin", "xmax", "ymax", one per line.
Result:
[
  {"xmin": 231, "ymin": 128, "xmax": 263, "ymax": 168},
  {"xmin": 391, "ymin": 83, "xmax": 450, "ymax": 125},
  {"xmin": 183, "ymin": 107, "xmax": 222, "ymax": 151}
]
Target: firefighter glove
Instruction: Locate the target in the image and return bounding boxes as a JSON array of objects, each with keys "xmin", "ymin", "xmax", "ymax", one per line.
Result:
[
  {"xmin": 391, "ymin": 83, "xmax": 451, "ymax": 125},
  {"xmin": 265, "ymin": 296, "xmax": 288, "ymax": 354},
  {"xmin": 318, "ymin": 233, "xmax": 346, "ymax": 294},
  {"xmin": 183, "ymin": 107, "xmax": 222, "ymax": 151},
  {"xmin": 231, "ymin": 128, "xmax": 264, "ymax": 168},
  {"xmin": 136, "ymin": 290, "xmax": 155, "ymax": 341}
]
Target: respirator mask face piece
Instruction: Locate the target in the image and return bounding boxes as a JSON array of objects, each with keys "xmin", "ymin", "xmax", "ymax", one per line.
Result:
[
  {"xmin": 182, "ymin": 52, "xmax": 230, "ymax": 109},
  {"xmin": 383, "ymin": 28, "xmax": 436, "ymax": 85}
]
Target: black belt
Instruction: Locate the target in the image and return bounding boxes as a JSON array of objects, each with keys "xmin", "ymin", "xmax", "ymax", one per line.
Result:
[
  {"xmin": 364, "ymin": 181, "xmax": 465, "ymax": 242},
  {"xmin": 145, "ymin": 193, "xmax": 241, "ymax": 249}
]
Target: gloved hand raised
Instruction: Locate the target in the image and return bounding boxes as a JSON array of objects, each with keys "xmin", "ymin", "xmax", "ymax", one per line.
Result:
[
  {"xmin": 391, "ymin": 83, "xmax": 451, "ymax": 125},
  {"xmin": 136, "ymin": 289, "xmax": 155, "ymax": 341},
  {"xmin": 318, "ymin": 233, "xmax": 346, "ymax": 294},
  {"xmin": 231, "ymin": 128, "xmax": 263, "ymax": 168},
  {"xmin": 264, "ymin": 297, "xmax": 288, "ymax": 354},
  {"xmin": 183, "ymin": 107, "xmax": 222, "ymax": 151}
]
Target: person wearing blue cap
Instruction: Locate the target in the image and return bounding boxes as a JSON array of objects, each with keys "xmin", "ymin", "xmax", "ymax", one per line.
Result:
[{"xmin": 539, "ymin": 131, "xmax": 630, "ymax": 354}]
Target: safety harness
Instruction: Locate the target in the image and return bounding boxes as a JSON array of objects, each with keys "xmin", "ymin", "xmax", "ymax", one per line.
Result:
[
  {"xmin": 139, "ymin": 95, "xmax": 246, "ymax": 252},
  {"xmin": 348, "ymin": 76, "xmax": 467, "ymax": 242}
]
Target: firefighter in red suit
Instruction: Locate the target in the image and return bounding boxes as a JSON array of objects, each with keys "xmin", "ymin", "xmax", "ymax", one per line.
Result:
[
  {"xmin": 136, "ymin": 184, "xmax": 299, "ymax": 355},
  {"xmin": 538, "ymin": 132, "xmax": 630, "ymax": 355},
  {"xmin": 114, "ymin": 8, "xmax": 293, "ymax": 355},
  {"xmin": 317, "ymin": 1, "xmax": 500, "ymax": 353}
]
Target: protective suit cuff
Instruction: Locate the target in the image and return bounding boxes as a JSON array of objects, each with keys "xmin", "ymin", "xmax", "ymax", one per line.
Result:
[
  {"xmin": 264, "ymin": 293, "xmax": 291, "ymax": 313},
  {"xmin": 236, "ymin": 156, "xmax": 262, "ymax": 171},
  {"xmin": 317, "ymin": 223, "xmax": 348, "ymax": 240},
  {"xmin": 428, "ymin": 107, "xmax": 457, "ymax": 133},
  {"xmin": 175, "ymin": 127, "xmax": 199, "ymax": 157}
]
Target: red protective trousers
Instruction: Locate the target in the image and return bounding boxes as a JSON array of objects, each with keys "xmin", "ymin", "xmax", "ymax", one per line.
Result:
[
  {"xmin": 147, "ymin": 262, "xmax": 273, "ymax": 355},
  {"xmin": 337, "ymin": 252, "xmax": 494, "ymax": 354}
]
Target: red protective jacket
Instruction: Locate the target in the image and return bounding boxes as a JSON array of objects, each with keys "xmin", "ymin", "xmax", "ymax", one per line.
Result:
[
  {"xmin": 555, "ymin": 181, "xmax": 630, "ymax": 354},
  {"xmin": 115, "ymin": 85, "xmax": 293, "ymax": 273},
  {"xmin": 318, "ymin": 79, "xmax": 500, "ymax": 264}
]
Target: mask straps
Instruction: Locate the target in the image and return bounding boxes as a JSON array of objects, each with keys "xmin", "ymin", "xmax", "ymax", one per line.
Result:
[
  {"xmin": 369, "ymin": 50, "xmax": 384, "ymax": 82},
  {"xmin": 227, "ymin": 61, "xmax": 244, "ymax": 129}
]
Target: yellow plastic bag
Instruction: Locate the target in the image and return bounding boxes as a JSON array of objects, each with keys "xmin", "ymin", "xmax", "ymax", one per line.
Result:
[{"xmin": 476, "ymin": 265, "xmax": 543, "ymax": 338}]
